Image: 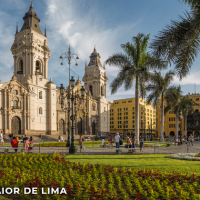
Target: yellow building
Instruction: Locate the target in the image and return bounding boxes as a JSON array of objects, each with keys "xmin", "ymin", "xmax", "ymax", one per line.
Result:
[
  {"xmin": 156, "ymin": 93, "xmax": 200, "ymax": 137},
  {"xmin": 110, "ymin": 98, "xmax": 156, "ymax": 135}
]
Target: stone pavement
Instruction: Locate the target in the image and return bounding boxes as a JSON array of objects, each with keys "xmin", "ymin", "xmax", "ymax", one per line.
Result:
[{"xmin": 0, "ymin": 141, "xmax": 199, "ymax": 155}]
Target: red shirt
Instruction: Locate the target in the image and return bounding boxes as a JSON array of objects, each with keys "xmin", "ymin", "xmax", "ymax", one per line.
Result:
[{"xmin": 11, "ymin": 139, "xmax": 18, "ymax": 148}]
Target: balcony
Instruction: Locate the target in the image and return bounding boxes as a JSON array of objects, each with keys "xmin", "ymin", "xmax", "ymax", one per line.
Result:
[{"xmin": 17, "ymin": 71, "xmax": 23, "ymax": 74}]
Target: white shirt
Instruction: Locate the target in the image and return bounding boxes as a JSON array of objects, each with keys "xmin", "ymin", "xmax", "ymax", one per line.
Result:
[
  {"xmin": 102, "ymin": 139, "xmax": 105, "ymax": 145},
  {"xmin": 0, "ymin": 133, "xmax": 3, "ymax": 140},
  {"xmin": 115, "ymin": 135, "xmax": 120, "ymax": 142}
]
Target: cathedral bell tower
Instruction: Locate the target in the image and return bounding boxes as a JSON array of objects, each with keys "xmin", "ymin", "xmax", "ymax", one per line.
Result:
[
  {"xmin": 10, "ymin": 3, "xmax": 51, "ymax": 85},
  {"xmin": 82, "ymin": 47, "xmax": 108, "ymax": 99}
]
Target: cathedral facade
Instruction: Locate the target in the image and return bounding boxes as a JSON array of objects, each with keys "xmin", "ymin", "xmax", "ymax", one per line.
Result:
[{"xmin": 0, "ymin": 4, "xmax": 110, "ymax": 136}]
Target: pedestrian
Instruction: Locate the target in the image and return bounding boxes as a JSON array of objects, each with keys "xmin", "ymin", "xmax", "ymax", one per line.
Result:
[
  {"xmin": 60, "ymin": 135, "xmax": 64, "ymax": 142},
  {"xmin": 39, "ymin": 134, "xmax": 42, "ymax": 140},
  {"xmin": 23, "ymin": 137, "xmax": 30, "ymax": 150},
  {"xmin": 115, "ymin": 132, "xmax": 120, "ymax": 153},
  {"xmin": 11, "ymin": 137, "xmax": 18, "ymax": 152},
  {"xmin": 0, "ymin": 131, "xmax": 4, "ymax": 147},
  {"xmin": 28, "ymin": 136, "xmax": 33, "ymax": 153},
  {"xmin": 108, "ymin": 137, "xmax": 113, "ymax": 148},
  {"xmin": 102, "ymin": 138, "xmax": 106, "ymax": 147},
  {"xmin": 79, "ymin": 134, "xmax": 83, "ymax": 149},
  {"xmin": 140, "ymin": 139, "xmax": 144, "ymax": 153},
  {"xmin": 132, "ymin": 135, "xmax": 137, "ymax": 148}
]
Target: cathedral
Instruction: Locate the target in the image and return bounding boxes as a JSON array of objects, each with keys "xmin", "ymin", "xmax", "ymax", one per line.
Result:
[{"xmin": 0, "ymin": 4, "xmax": 110, "ymax": 136}]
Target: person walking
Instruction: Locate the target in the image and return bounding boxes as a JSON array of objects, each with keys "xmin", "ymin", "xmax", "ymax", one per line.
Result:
[
  {"xmin": 28, "ymin": 136, "xmax": 33, "ymax": 153},
  {"xmin": 23, "ymin": 137, "xmax": 30, "ymax": 150},
  {"xmin": 140, "ymin": 139, "xmax": 144, "ymax": 153},
  {"xmin": 39, "ymin": 134, "xmax": 42, "ymax": 140},
  {"xmin": 0, "ymin": 131, "xmax": 4, "ymax": 147},
  {"xmin": 115, "ymin": 133, "xmax": 120, "ymax": 153},
  {"xmin": 11, "ymin": 137, "xmax": 18, "ymax": 152},
  {"xmin": 79, "ymin": 134, "xmax": 83, "ymax": 150}
]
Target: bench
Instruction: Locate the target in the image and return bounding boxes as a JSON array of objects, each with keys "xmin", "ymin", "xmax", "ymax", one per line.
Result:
[
  {"xmin": 117, "ymin": 148, "xmax": 141, "ymax": 153},
  {"xmin": 98, "ymin": 144, "xmax": 109, "ymax": 148},
  {"xmin": 1, "ymin": 147, "xmax": 26, "ymax": 153}
]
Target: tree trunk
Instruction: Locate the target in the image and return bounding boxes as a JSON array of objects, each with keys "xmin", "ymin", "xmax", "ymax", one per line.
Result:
[
  {"xmin": 160, "ymin": 94, "xmax": 164, "ymax": 142},
  {"xmin": 176, "ymin": 114, "xmax": 179, "ymax": 139},
  {"xmin": 135, "ymin": 76, "xmax": 139, "ymax": 144},
  {"xmin": 184, "ymin": 116, "xmax": 187, "ymax": 137}
]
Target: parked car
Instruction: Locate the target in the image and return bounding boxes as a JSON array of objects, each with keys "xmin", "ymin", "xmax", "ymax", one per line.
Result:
[{"xmin": 96, "ymin": 135, "xmax": 106, "ymax": 140}]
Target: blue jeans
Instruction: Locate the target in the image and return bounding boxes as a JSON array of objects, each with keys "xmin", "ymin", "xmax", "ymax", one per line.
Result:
[
  {"xmin": 116, "ymin": 142, "xmax": 119, "ymax": 152},
  {"xmin": 132, "ymin": 143, "xmax": 136, "ymax": 148}
]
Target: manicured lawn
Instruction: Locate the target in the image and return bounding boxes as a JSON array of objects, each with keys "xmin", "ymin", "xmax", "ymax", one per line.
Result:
[{"xmin": 66, "ymin": 154, "xmax": 200, "ymax": 176}]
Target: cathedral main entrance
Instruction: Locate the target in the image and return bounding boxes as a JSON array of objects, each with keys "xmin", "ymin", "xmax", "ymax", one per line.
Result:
[
  {"xmin": 11, "ymin": 116, "xmax": 21, "ymax": 135},
  {"xmin": 59, "ymin": 119, "xmax": 64, "ymax": 135},
  {"xmin": 77, "ymin": 118, "xmax": 82, "ymax": 135}
]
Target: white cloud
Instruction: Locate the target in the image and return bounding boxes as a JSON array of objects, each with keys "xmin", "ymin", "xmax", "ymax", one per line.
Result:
[{"xmin": 172, "ymin": 72, "xmax": 200, "ymax": 85}]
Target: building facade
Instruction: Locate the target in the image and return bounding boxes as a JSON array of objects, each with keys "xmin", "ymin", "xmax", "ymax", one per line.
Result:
[
  {"xmin": 110, "ymin": 98, "xmax": 156, "ymax": 135},
  {"xmin": 156, "ymin": 93, "xmax": 200, "ymax": 137},
  {"xmin": 0, "ymin": 4, "xmax": 110, "ymax": 136}
]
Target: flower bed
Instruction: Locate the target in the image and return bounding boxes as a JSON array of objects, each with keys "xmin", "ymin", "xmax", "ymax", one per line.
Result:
[
  {"xmin": 0, "ymin": 154, "xmax": 200, "ymax": 199},
  {"xmin": 166, "ymin": 153, "xmax": 200, "ymax": 161}
]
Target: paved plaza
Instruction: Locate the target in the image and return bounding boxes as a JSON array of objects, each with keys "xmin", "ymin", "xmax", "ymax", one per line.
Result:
[{"xmin": 0, "ymin": 141, "xmax": 199, "ymax": 155}]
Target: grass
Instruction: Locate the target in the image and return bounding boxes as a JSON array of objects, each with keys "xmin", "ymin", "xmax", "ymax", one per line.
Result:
[{"xmin": 65, "ymin": 154, "xmax": 200, "ymax": 176}]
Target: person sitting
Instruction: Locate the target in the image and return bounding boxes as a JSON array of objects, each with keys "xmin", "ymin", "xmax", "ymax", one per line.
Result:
[
  {"xmin": 23, "ymin": 137, "xmax": 30, "ymax": 150},
  {"xmin": 60, "ymin": 136, "xmax": 64, "ymax": 142},
  {"xmin": 11, "ymin": 137, "xmax": 18, "ymax": 152},
  {"xmin": 108, "ymin": 137, "xmax": 113, "ymax": 148},
  {"xmin": 28, "ymin": 136, "xmax": 33, "ymax": 153},
  {"xmin": 102, "ymin": 138, "xmax": 106, "ymax": 147}
]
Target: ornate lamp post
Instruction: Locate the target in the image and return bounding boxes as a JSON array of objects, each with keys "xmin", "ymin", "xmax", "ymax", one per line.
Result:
[
  {"xmin": 68, "ymin": 77, "xmax": 85, "ymax": 154},
  {"xmin": 179, "ymin": 111, "xmax": 183, "ymax": 145},
  {"xmin": 59, "ymin": 46, "xmax": 79, "ymax": 147}
]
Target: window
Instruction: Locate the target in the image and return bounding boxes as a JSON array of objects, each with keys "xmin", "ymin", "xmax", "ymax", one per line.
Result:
[
  {"xmin": 196, "ymin": 98, "xmax": 199, "ymax": 101},
  {"xmin": 104, "ymin": 107, "xmax": 106, "ymax": 112},
  {"xmin": 133, "ymin": 125, "xmax": 135, "ymax": 128},
  {"xmin": 89, "ymin": 85, "xmax": 93, "ymax": 96},
  {"xmin": 132, "ymin": 112, "xmax": 134, "ymax": 115},
  {"xmin": 19, "ymin": 60, "xmax": 23, "ymax": 72},
  {"xmin": 132, "ymin": 120, "xmax": 134, "ymax": 123},
  {"xmin": 13, "ymin": 100, "xmax": 18, "ymax": 108},
  {"xmin": 93, "ymin": 106, "xmax": 96, "ymax": 111},
  {"xmin": 126, "ymin": 125, "xmax": 128, "ymax": 128},
  {"xmin": 195, "ymin": 109, "xmax": 199, "ymax": 113},
  {"xmin": 128, "ymin": 100, "xmax": 132, "ymax": 103},
  {"xmin": 38, "ymin": 90, "xmax": 43, "ymax": 100},
  {"xmin": 169, "ymin": 111, "xmax": 174, "ymax": 114},
  {"xmin": 132, "ymin": 116, "xmax": 134, "ymax": 119},
  {"xmin": 122, "ymin": 101, "xmax": 126, "ymax": 103},
  {"xmin": 38, "ymin": 107, "xmax": 43, "ymax": 116},
  {"xmin": 126, "ymin": 108, "xmax": 128, "ymax": 111},
  {"xmin": 132, "ymin": 107, "xmax": 134, "ymax": 110}
]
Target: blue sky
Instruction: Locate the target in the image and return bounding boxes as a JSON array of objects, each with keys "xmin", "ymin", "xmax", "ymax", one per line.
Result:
[{"xmin": 0, "ymin": 0, "xmax": 199, "ymax": 102}]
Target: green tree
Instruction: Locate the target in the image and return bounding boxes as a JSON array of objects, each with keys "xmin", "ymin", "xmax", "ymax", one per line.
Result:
[
  {"xmin": 181, "ymin": 95, "xmax": 196, "ymax": 137},
  {"xmin": 165, "ymin": 86, "xmax": 196, "ymax": 139},
  {"xmin": 105, "ymin": 33, "xmax": 167, "ymax": 142},
  {"xmin": 165, "ymin": 86, "xmax": 183, "ymax": 139},
  {"xmin": 146, "ymin": 71, "xmax": 174, "ymax": 142},
  {"xmin": 151, "ymin": 0, "xmax": 200, "ymax": 79}
]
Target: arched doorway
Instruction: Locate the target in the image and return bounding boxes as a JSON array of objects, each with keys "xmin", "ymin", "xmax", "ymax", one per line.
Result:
[
  {"xmin": 170, "ymin": 131, "xmax": 175, "ymax": 136},
  {"xmin": 59, "ymin": 119, "xmax": 64, "ymax": 135},
  {"xmin": 77, "ymin": 118, "xmax": 82, "ymax": 135},
  {"xmin": 92, "ymin": 122, "xmax": 95, "ymax": 135},
  {"xmin": 187, "ymin": 131, "xmax": 192, "ymax": 137},
  {"xmin": 11, "ymin": 116, "xmax": 21, "ymax": 135},
  {"xmin": 194, "ymin": 131, "xmax": 199, "ymax": 137}
]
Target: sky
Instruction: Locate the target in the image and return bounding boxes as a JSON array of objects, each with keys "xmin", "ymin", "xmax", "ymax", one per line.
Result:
[{"xmin": 0, "ymin": 0, "xmax": 199, "ymax": 102}]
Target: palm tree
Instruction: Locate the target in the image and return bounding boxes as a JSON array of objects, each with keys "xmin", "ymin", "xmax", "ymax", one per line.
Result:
[
  {"xmin": 165, "ymin": 86, "xmax": 196, "ymax": 139},
  {"xmin": 181, "ymin": 95, "xmax": 196, "ymax": 137},
  {"xmin": 151, "ymin": 0, "xmax": 200, "ymax": 79},
  {"xmin": 105, "ymin": 33, "xmax": 167, "ymax": 142},
  {"xmin": 164, "ymin": 86, "xmax": 183, "ymax": 139},
  {"xmin": 146, "ymin": 71, "xmax": 174, "ymax": 142}
]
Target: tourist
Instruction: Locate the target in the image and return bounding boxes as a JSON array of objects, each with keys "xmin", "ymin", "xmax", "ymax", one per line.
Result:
[
  {"xmin": 11, "ymin": 137, "xmax": 18, "ymax": 152},
  {"xmin": 115, "ymin": 133, "xmax": 120, "ymax": 153},
  {"xmin": 132, "ymin": 135, "xmax": 137, "ymax": 148},
  {"xmin": 189, "ymin": 134, "xmax": 194, "ymax": 146},
  {"xmin": 102, "ymin": 138, "xmax": 106, "ymax": 147},
  {"xmin": 28, "ymin": 136, "xmax": 33, "ymax": 153},
  {"xmin": 140, "ymin": 139, "xmax": 144, "ymax": 153},
  {"xmin": 0, "ymin": 131, "xmax": 4, "ymax": 147},
  {"xmin": 23, "ymin": 137, "xmax": 30, "ymax": 150},
  {"xmin": 60, "ymin": 136, "xmax": 64, "ymax": 142},
  {"xmin": 39, "ymin": 134, "xmax": 42, "ymax": 140},
  {"xmin": 79, "ymin": 134, "xmax": 83, "ymax": 149},
  {"xmin": 108, "ymin": 137, "xmax": 113, "ymax": 148}
]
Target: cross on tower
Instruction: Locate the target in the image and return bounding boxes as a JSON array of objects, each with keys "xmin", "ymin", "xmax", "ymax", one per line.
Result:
[{"xmin": 31, "ymin": 0, "xmax": 33, "ymax": 5}]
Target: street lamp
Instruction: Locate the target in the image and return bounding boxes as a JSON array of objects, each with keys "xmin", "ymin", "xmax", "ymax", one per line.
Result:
[
  {"xmin": 123, "ymin": 121, "xmax": 126, "ymax": 140},
  {"xmin": 69, "ymin": 76, "xmax": 85, "ymax": 154},
  {"xmin": 179, "ymin": 111, "xmax": 183, "ymax": 145},
  {"xmin": 59, "ymin": 45, "xmax": 79, "ymax": 147}
]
